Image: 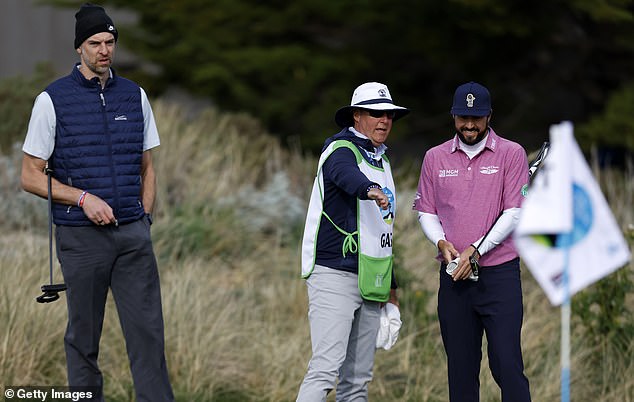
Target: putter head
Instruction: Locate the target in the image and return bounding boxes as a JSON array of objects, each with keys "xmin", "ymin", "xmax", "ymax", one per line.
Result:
[{"xmin": 36, "ymin": 283, "xmax": 67, "ymax": 304}]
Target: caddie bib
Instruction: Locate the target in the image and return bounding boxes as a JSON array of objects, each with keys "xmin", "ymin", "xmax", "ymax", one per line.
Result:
[{"xmin": 301, "ymin": 140, "xmax": 396, "ymax": 301}]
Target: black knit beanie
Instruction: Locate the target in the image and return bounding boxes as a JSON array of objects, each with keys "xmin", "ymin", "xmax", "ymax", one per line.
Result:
[{"xmin": 74, "ymin": 3, "xmax": 118, "ymax": 49}]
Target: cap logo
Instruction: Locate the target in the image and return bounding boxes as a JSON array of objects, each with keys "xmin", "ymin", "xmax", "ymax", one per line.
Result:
[
  {"xmin": 466, "ymin": 93, "xmax": 475, "ymax": 108},
  {"xmin": 378, "ymin": 89, "xmax": 387, "ymax": 97},
  {"xmin": 108, "ymin": 24, "xmax": 115, "ymax": 31}
]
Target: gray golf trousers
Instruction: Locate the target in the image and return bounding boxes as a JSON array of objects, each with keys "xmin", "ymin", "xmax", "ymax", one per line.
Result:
[
  {"xmin": 55, "ymin": 217, "xmax": 173, "ymax": 402},
  {"xmin": 297, "ymin": 264, "xmax": 381, "ymax": 402}
]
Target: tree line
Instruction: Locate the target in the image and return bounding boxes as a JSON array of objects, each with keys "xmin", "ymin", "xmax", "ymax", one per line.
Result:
[{"xmin": 36, "ymin": 0, "xmax": 634, "ymax": 159}]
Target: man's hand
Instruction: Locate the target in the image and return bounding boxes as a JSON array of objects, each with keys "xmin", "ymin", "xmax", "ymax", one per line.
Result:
[
  {"xmin": 81, "ymin": 193, "xmax": 116, "ymax": 225},
  {"xmin": 437, "ymin": 239, "xmax": 459, "ymax": 265},
  {"xmin": 451, "ymin": 245, "xmax": 480, "ymax": 281},
  {"xmin": 367, "ymin": 187, "xmax": 390, "ymax": 210},
  {"xmin": 438, "ymin": 240, "xmax": 480, "ymax": 281},
  {"xmin": 387, "ymin": 288, "xmax": 399, "ymax": 308}
]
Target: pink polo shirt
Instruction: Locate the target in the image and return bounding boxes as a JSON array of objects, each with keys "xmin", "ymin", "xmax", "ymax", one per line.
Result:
[{"xmin": 413, "ymin": 129, "xmax": 529, "ymax": 266}]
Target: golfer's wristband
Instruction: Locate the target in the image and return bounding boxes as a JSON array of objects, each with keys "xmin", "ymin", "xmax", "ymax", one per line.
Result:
[{"xmin": 77, "ymin": 191, "xmax": 87, "ymax": 208}]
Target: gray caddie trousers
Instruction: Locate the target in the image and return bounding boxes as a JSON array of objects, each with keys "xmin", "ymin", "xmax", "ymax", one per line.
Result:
[
  {"xmin": 297, "ymin": 264, "xmax": 381, "ymax": 402},
  {"xmin": 55, "ymin": 217, "xmax": 173, "ymax": 402}
]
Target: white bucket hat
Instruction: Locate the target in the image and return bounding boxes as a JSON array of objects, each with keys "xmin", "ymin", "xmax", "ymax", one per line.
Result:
[{"xmin": 335, "ymin": 82, "xmax": 410, "ymax": 128}]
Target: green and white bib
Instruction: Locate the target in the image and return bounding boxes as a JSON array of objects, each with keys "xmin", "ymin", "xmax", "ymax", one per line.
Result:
[{"xmin": 301, "ymin": 140, "xmax": 396, "ymax": 301}]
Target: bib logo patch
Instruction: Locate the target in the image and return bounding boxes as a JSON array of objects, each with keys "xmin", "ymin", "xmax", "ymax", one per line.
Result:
[
  {"xmin": 381, "ymin": 187, "xmax": 395, "ymax": 224},
  {"xmin": 375, "ymin": 273, "xmax": 385, "ymax": 287}
]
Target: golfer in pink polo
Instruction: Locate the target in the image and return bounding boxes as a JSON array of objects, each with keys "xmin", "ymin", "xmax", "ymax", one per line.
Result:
[{"xmin": 413, "ymin": 82, "xmax": 531, "ymax": 402}]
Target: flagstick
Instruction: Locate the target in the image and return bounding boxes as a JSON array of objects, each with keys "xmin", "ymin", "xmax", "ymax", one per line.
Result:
[{"xmin": 561, "ymin": 245, "xmax": 571, "ymax": 402}]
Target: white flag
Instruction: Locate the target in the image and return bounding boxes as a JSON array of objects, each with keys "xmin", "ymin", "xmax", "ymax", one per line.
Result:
[{"xmin": 515, "ymin": 121, "xmax": 631, "ymax": 305}]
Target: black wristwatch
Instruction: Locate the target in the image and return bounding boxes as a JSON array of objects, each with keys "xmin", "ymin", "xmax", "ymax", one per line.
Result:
[{"xmin": 145, "ymin": 213, "xmax": 153, "ymax": 225}]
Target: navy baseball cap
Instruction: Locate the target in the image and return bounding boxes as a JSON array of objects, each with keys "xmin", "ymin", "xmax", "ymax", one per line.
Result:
[{"xmin": 450, "ymin": 81, "xmax": 491, "ymax": 117}]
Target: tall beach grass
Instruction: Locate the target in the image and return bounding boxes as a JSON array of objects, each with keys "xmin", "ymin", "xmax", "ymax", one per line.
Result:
[{"xmin": 1, "ymin": 100, "xmax": 632, "ymax": 401}]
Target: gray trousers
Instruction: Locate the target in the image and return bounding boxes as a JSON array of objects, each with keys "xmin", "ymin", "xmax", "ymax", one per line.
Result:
[
  {"xmin": 55, "ymin": 217, "xmax": 173, "ymax": 402},
  {"xmin": 297, "ymin": 265, "xmax": 381, "ymax": 402}
]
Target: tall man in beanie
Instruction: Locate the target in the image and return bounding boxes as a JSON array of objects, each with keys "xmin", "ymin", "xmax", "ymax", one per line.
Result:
[
  {"xmin": 21, "ymin": 3, "xmax": 173, "ymax": 401},
  {"xmin": 297, "ymin": 82, "xmax": 407, "ymax": 401},
  {"xmin": 413, "ymin": 82, "xmax": 531, "ymax": 401}
]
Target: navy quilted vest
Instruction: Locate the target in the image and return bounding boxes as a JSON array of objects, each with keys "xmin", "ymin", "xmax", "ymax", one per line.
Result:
[{"xmin": 46, "ymin": 64, "xmax": 146, "ymax": 226}]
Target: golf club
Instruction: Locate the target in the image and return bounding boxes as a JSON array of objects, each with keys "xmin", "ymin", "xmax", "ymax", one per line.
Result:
[
  {"xmin": 36, "ymin": 165, "xmax": 67, "ymax": 303},
  {"xmin": 529, "ymin": 141, "xmax": 550, "ymax": 182},
  {"xmin": 468, "ymin": 141, "xmax": 551, "ymax": 278}
]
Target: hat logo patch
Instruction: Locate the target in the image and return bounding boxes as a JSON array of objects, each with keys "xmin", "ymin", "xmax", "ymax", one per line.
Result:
[
  {"xmin": 466, "ymin": 93, "xmax": 475, "ymax": 108},
  {"xmin": 378, "ymin": 89, "xmax": 387, "ymax": 97},
  {"xmin": 108, "ymin": 24, "xmax": 115, "ymax": 31}
]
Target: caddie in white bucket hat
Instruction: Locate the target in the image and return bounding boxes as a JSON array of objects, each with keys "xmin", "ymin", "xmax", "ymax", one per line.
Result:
[
  {"xmin": 334, "ymin": 82, "xmax": 409, "ymax": 128},
  {"xmin": 297, "ymin": 82, "xmax": 408, "ymax": 401}
]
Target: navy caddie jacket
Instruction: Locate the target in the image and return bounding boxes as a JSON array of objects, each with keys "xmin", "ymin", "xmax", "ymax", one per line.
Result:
[{"xmin": 316, "ymin": 128, "xmax": 383, "ymax": 273}]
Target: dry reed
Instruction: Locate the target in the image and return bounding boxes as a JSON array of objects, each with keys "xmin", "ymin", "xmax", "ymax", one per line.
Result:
[{"xmin": 1, "ymin": 99, "xmax": 632, "ymax": 401}]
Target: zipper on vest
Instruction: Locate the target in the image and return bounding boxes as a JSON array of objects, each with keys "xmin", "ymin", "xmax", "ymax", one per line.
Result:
[
  {"xmin": 66, "ymin": 177, "xmax": 73, "ymax": 213},
  {"xmin": 100, "ymin": 90, "xmax": 121, "ymax": 215}
]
